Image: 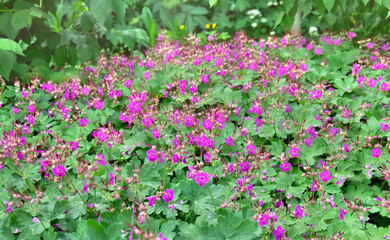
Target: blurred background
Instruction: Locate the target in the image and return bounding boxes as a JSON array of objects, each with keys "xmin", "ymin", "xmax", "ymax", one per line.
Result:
[{"xmin": 0, "ymin": 0, "xmax": 389, "ymax": 81}]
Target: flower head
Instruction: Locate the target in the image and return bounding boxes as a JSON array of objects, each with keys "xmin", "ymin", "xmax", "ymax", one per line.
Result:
[
  {"xmin": 53, "ymin": 164, "xmax": 66, "ymax": 177},
  {"xmin": 195, "ymin": 171, "xmax": 211, "ymax": 186},
  {"xmin": 162, "ymin": 189, "xmax": 174, "ymax": 203}
]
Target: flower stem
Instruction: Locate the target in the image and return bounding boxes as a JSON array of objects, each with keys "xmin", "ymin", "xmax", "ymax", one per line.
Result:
[{"xmin": 206, "ymin": 184, "xmax": 217, "ymax": 212}]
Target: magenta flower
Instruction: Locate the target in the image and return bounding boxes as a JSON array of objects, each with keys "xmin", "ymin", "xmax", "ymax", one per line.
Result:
[
  {"xmin": 225, "ymin": 136, "xmax": 234, "ymax": 146},
  {"xmin": 239, "ymin": 162, "xmax": 251, "ymax": 172},
  {"xmin": 203, "ymin": 119, "xmax": 214, "ymax": 130},
  {"xmin": 258, "ymin": 214, "xmax": 270, "ymax": 226},
  {"xmin": 339, "ymin": 207, "xmax": 347, "ymax": 220},
  {"xmin": 143, "ymin": 71, "xmax": 151, "ymax": 80},
  {"xmin": 366, "ymin": 42, "xmax": 374, "ymax": 49},
  {"xmin": 79, "ymin": 118, "xmax": 89, "ymax": 127},
  {"xmin": 94, "ymin": 100, "xmax": 104, "ymax": 110},
  {"xmin": 146, "ymin": 196, "xmax": 156, "ymax": 207},
  {"xmin": 319, "ymin": 170, "xmax": 331, "ymax": 182},
  {"xmin": 304, "ymin": 138, "xmax": 312, "ymax": 147},
  {"xmin": 12, "ymin": 106, "xmax": 19, "ymax": 115},
  {"xmin": 280, "ymin": 162, "xmax": 291, "ymax": 172},
  {"xmin": 273, "ymin": 225, "xmax": 285, "ymax": 240},
  {"xmin": 162, "ymin": 189, "xmax": 174, "ymax": 202},
  {"xmin": 184, "ymin": 116, "xmax": 195, "ymax": 127},
  {"xmin": 372, "ymin": 148, "xmax": 382, "ymax": 158},
  {"xmin": 381, "ymin": 123, "xmax": 389, "ymax": 132},
  {"xmin": 152, "ymin": 128, "xmax": 160, "ymax": 139},
  {"xmin": 348, "ymin": 31, "xmax": 356, "ymax": 39},
  {"xmin": 156, "ymin": 232, "xmax": 167, "ymax": 240},
  {"xmin": 142, "ymin": 116, "xmax": 154, "ymax": 128},
  {"xmin": 344, "ymin": 144, "xmax": 350, "ymax": 152},
  {"xmin": 381, "ymin": 82, "xmax": 389, "ymax": 91},
  {"xmin": 147, "ymin": 149, "xmax": 158, "ymax": 162},
  {"xmin": 289, "ymin": 147, "xmax": 300, "ymax": 158},
  {"xmin": 53, "ymin": 164, "xmax": 66, "ymax": 177},
  {"xmin": 314, "ymin": 47, "xmax": 322, "ymax": 55},
  {"xmin": 195, "ymin": 171, "xmax": 211, "ymax": 186},
  {"xmin": 96, "ymin": 154, "xmax": 106, "ymax": 166},
  {"xmin": 246, "ymin": 144, "xmax": 257, "ymax": 155},
  {"xmin": 293, "ymin": 205, "xmax": 304, "ymax": 219}
]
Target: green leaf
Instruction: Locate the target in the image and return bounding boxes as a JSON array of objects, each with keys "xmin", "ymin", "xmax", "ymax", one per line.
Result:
[
  {"xmin": 200, "ymin": 209, "xmax": 259, "ymax": 240},
  {"xmin": 274, "ymin": 11, "xmax": 285, "ymax": 28},
  {"xmin": 89, "ymin": 0, "xmax": 113, "ymax": 26},
  {"xmin": 85, "ymin": 219, "xmax": 105, "ymax": 240},
  {"xmin": 0, "ymin": 13, "xmax": 17, "ymax": 39},
  {"xmin": 322, "ymin": 0, "xmax": 335, "ymax": 12},
  {"xmin": 11, "ymin": 10, "xmax": 31, "ymax": 32},
  {"xmin": 139, "ymin": 163, "xmax": 163, "ymax": 189},
  {"xmin": 362, "ymin": 0, "xmax": 370, "ymax": 5},
  {"xmin": 180, "ymin": 181, "xmax": 223, "ymax": 215},
  {"xmin": 209, "ymin": 0, "xmax": 218, "ymax": 7},
  {"xmin": 112, "ymin": 0, "xmax": 127, "ymax": 24},
  {"xmin": 141, "ymin": 7, "xmax": 153, "ymax": 30},
  {"xmin": 0, "ymin": 38, "xmax": 23, "ymax": 56},
  {"xmin": 67, "ymin": 45, "xmax": 78, "ymax": 66},
  {"xmin": 0, "ymin": 49, "xmax": 16, "ymax": 79},
  {"xmin": 53, "ymin": 45, "xmax": 67, "ymax": 68},
  {"xmin": 160, "ymin": 7, "xmax": 176, "ymax": 33}
]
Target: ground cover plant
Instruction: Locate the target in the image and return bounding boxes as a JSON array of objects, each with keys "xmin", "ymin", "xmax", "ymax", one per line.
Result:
[{"xmin": 1, "ymin": 30, "xmax": 390, "ymax": 239}]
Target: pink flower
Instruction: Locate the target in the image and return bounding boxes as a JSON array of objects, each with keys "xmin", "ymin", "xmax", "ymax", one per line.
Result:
[
  {"xmin": 147, "ymin": 149, "xmax": 158, "ymax": 162},
  {"xmin": 304, "ymin": 138, "xmax": 312, "ymax": 147},
  {"xmin": 53, "ymin": 164, "xmax": 66, "ymax": 177},
  {"xmin": 366, "ymin": 42, "xmax": 374, "ymax": 49},
  {"xmin": 339, "ymin": 207, "xmax": 347, "ymax": 220},
  {"xmin": 319, "ymin": 170, "xmax": 331, "ymax": 182},
  {"xmin": 203, "ymin": 119, "xmax": 214, "ymax": 130},
  {"xmin": 381, "ymin": 82, "xmax": 389, "ymax": 91},
  {"xmin": 225, "ymin": 136, "xmax": 234, "ymax": 146},
  {"xmin": 293, "ymin": 205, "xmax": 304, "ymax": 219},
  {"xmin": 143, "ymin": 72, "xmax": 151, "ymax": 80},
  {"xmin": 314, "ymin": 48, "xmax": 322, "ymax": 55},
  {"xmin": 246, "ymin": 144, "xmax": 257, "ymax": 155},
  {"xmin": 152, "ymin": 128, "xmax": 160, "ymax": 139},
  {"xmin": 12, "ymin": 106, "xmax": 19, "ymax": 115},
  {"xmin": 146, "ymin": 196, "xmax": 156, "ymax": 207},
  {"xmin": 162, "ymin": 189, "xmax": 174, "ymax": 202},
  {"xmin": 280, "ymin": 162, "xmax": 291, "ymax": 172},
  {"xmin": 156, "ymin": 232, "xmax": 167, "ymax": 240},
  {"xmin": 273, "ymin": 225, "xmax": 285, "ymax": 240},
  {"xmin": 79, "ymin": 118, "xmax": 89, "ymax": 127},
  {"xmin": 372, "ymin": 148, "xmax": 382, "ymax": 158},
  {"xmin": 289, "ymin": 147, "xmax": 300, "ymax": 158},
  {"xmin": 344, "ymin": 144, "xmax": 350, "ymax": 152},
  {"xmin": 348, "ymin": 31, "xmax": 356, "ymax": 39},
  {"xmin": 96, "ymin": 154, "xmax": 106, "ymax": 166},
  {"xmin": 184, "ymin": 116, "xmax": 195, "ymax": 128},
  {"xmin": 94, "ymin": 100, "xmax": 104, "ymax": 110},
  {"xmin": 142, "ymin": 116, "xmax": 154, "ymax": 128},
  {"xmin": 240, "ymin": 162, "xmax": 251, "ymax": 172},
  {"xmin": 195, "ymin": 171, "xmax": 210, "ymax": 186},
  {"xmin": 258, "ymin": 214, "xmax": 270, "ymax": 226},
  {"xmin": 381, "ymin": 123, "xmax": 389, "ymax": 132}
]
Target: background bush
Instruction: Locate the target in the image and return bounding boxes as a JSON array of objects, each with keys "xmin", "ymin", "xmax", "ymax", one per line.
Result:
[{"xmin": 1, "ymin": 0, "xmax": 390, "ymax": 81}]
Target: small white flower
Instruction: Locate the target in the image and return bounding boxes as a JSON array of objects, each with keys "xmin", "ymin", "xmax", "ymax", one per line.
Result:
[
  {"xmin": 251, "ymin": 22, "xmax": 258, "ymax": 28},
  {"xmin": 270, "ymin": 31, "xmax": 276, "ymax": 35},
  {"xmin": 261, "ymin": 17, "xmax": 267, "ymax": 23},
  {"xmin": 267, "ymin": 1, "xmax": 273, "ymax": 6}
]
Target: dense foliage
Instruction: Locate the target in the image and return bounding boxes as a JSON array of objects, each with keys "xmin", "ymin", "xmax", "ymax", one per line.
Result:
[
  {"xmin": 1, "ymin": 0, "xmax": 390, "ymax": 81},
  {"xmin": 1, "ymin": 30, "xmax": 390, "ymax": 239}
]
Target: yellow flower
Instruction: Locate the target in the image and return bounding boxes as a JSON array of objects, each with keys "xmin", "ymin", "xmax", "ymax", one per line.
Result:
[
  {"xmin": 206, "ymin": 24, "xmax": 210, "ymax": 29},
  {"xmin": 180, "ymin": 25, "xmax": 185, "ymax": 30},
  {"xmin": 212, "ymin": 23, "xmax": 217, "ymax": 29}
]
